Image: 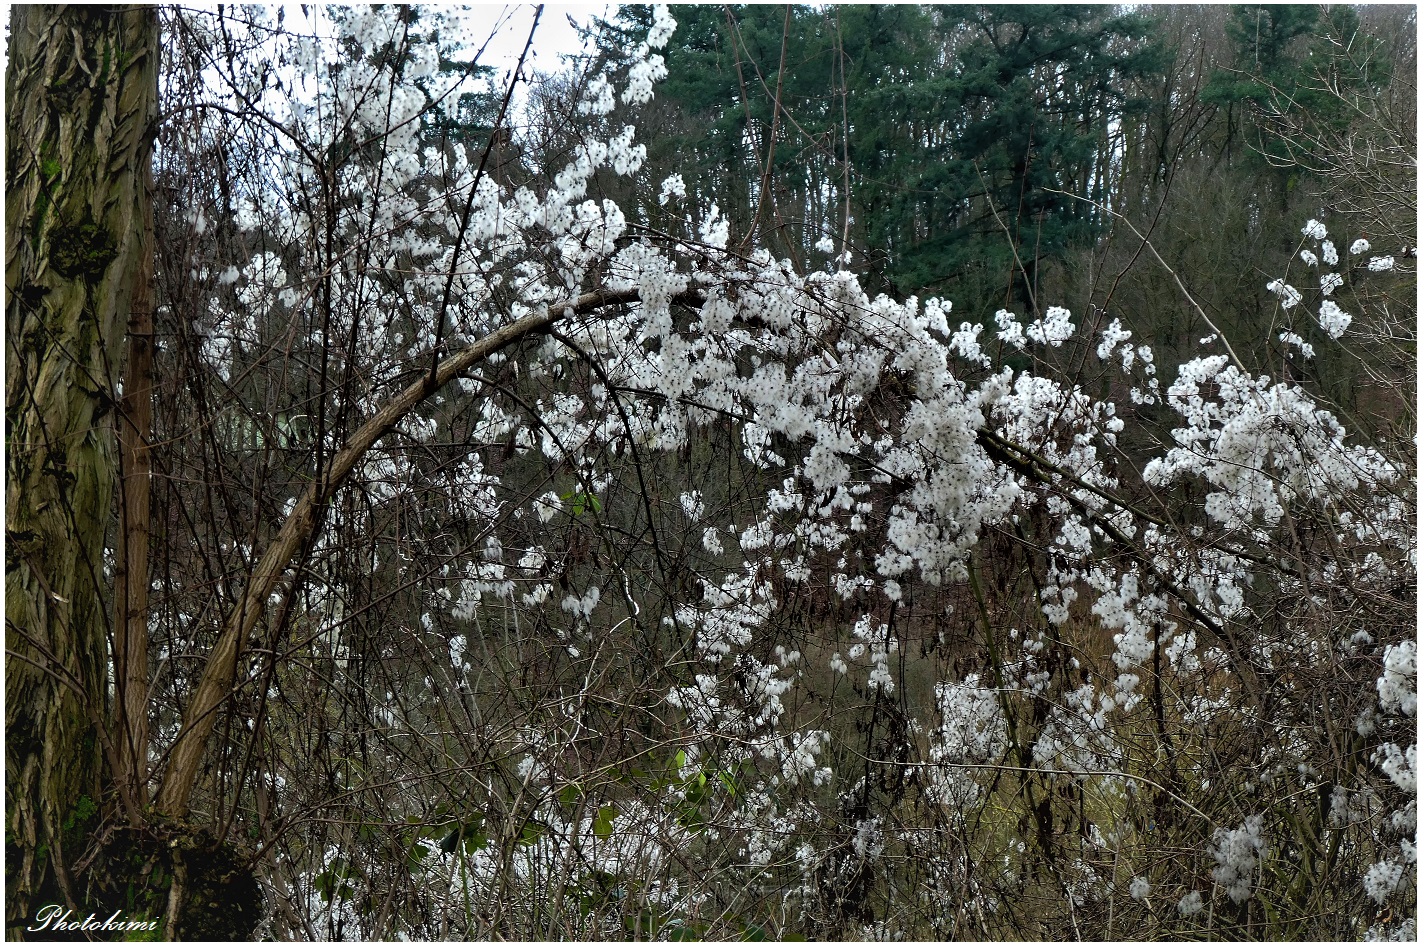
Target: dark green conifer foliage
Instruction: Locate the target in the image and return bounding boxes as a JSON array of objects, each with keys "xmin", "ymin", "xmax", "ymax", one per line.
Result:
[
  {"xmin": 599, "ymin": 5, "xmax": 1165, "ymax": 308},
  {"xmin": 848, "ymin": 5, "xmax": 1165, "ymax": 303},
  {"xmin": 1203, "ymin": 5, "xmax": 1389, "ymax": 173}
]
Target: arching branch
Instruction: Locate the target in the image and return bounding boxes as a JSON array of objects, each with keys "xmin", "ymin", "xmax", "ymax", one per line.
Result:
[{"xmin": 155, "ymin": 286, "xmax": 705, "ymax": 818}]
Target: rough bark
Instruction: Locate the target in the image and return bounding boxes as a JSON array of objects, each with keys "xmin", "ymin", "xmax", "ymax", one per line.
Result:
[{"xmin": 4, "ymin": 5, "xmax": 158, "ymax": 935}]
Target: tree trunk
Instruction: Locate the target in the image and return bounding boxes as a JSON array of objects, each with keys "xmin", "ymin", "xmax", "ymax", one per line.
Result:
[
  {"xmin": 112, "ymin": 157, "xmax": 155, "ymax": 823},
  {"xmin": 5, "ymin": 5, "xmax": 158, "ymax": 935}
]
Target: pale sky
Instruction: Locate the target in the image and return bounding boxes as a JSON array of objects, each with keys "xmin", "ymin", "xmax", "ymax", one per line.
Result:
[{"xmin": 467, "ymin": 4, "xmax": 615, "ymax": 79}]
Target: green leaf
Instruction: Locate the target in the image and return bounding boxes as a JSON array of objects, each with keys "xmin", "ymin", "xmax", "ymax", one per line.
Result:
[
  {"xmin": 313, "ymin": 869, "xmax": 335, "ymax": 902},
  {"xmin": 562, "ymin": 491, "xmax": 603, "ymax": 516},
  {"xmin": 624, "ymin": 909, "xmax": 667, "ymax": 937},
  {"xmin": 668, "ymin": 922, "xmax": 706, "ymax": 941},
  {"xmin": 593, "ymin": 804, "xmax": 617, "ymax": 839},
  {"xmin": 517, "ymin": 820, "xmax": 545, "ymax": 846}
]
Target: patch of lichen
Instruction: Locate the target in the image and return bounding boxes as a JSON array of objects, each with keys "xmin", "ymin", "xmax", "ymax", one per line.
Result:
[
  {"xmin": 48, "ymin": 218, "xmax": 118, "ymax": 282},
  {"xmin": 166, "ymin": 828, "xmax": 264, "ymax": 941}
]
